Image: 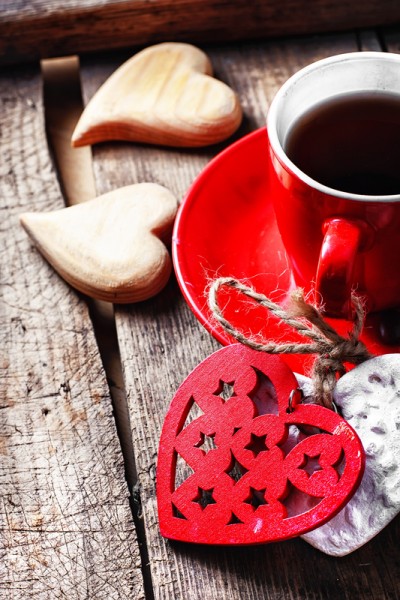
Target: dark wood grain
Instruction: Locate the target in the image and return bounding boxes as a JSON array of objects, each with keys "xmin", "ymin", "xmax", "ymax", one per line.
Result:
[
  {"xmin": 0, "ymin": 63, "xmax": 145, "ymax": 599},
  {"xmin": 2, "ymin": 0, "xmax": 400, "ymax": 65},
  {"xmin": 80, "ymin": 31, "xmax": 400, "ymax": 599}
]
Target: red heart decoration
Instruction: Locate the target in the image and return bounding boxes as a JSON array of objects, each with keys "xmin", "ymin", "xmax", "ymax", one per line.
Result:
[{"xmin": 157, "ymin": 345, "xmax": 364, "ymax": 545}]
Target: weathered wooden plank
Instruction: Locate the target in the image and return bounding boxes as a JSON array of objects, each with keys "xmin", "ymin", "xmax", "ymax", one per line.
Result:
[
  {"xmin": 2, "ymin": 0, "xmax": 400, "ymax": 65},
  {"xmin": 0, "ymin": 63, "xmax": 145, "ymax": 599},
  {"xmin": 81, "ymin": 32, "xmax": 400, "ymax": 599}
]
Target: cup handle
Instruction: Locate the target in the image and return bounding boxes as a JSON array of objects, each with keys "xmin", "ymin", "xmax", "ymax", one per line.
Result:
[{"xmin": 315, "ymin": 218, "xmax": 364, "ymax": 317}]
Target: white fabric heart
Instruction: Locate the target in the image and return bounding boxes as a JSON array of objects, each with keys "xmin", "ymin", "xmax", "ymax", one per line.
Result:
[{"xmin": 295, "ymin": 354, "xmax": 400, "ymax": 556}]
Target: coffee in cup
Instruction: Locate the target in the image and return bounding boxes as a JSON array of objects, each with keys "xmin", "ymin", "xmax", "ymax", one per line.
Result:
[{"xmin": 267, "ymin": 52, "xmax": 400, "ymax": 317}]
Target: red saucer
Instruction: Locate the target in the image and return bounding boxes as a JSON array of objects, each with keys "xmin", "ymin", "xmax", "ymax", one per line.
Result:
[{"xmin": 173, "ymin": 128, "xmax": 400, "ymax": 374}]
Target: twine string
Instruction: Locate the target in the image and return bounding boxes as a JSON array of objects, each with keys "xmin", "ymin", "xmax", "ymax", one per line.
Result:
[{"xmin": 208, "ymin": 277, "xmax": 372, "ymax": 409}]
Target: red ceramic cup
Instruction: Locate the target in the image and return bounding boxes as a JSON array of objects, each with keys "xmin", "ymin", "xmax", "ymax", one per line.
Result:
[{"xmin": 267, "ymin": 52, "xmax": 400, "ymax": 317}]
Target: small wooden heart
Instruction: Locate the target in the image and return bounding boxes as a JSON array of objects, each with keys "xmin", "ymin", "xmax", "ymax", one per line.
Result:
[
  {"xmin": 296, "ymin": 354, "xmax": 400, "ymax": 556},
  {"xmin": 72, "ymin": 42, "xmax": 243, "ymax": 148},
  {"xmin": 157, "ymin": 345, "xmax": 364, "ymax": 545},
  {"xmin": 20, "ymin": 183, "xmax": 178, "ymax": 303}
]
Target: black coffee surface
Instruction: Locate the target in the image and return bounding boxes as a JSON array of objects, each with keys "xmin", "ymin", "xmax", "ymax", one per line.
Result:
[{"xmin": 285, "ymin": 93, "xmax": 400, "ymax": 195}]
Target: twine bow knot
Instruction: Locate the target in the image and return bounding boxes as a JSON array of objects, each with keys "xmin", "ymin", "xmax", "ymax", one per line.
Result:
[{"xmin": 208, "ymin": 277, "xmax": 373, "ymax": 409}]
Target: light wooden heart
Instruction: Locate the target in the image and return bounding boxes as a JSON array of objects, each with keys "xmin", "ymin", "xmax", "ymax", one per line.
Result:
[
  {"xmin": 71, "ymin": 42, "xmax": 243, "ymax": 148},
  {"xmin": 294, "ymin": 355, "xmax": 400, "ymax": 556},
  {"xmin": 20, "ymin": 183, "xmax": 178, "ymax": 303}
]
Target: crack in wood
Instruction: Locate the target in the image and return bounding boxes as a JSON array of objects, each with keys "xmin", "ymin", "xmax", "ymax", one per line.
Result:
[{"xmin": 41, "ymin": 55, "xmax": 155, "ymax": 600}]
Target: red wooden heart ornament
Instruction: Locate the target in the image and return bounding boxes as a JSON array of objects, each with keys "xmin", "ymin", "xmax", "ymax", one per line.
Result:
[{"xmin": 157, "ymin": 345, "xmax": 364, "ymax": 545}]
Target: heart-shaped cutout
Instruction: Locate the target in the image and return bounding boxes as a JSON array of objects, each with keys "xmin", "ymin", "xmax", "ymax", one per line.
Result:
[
  {"xmin": 157, "ymin": 344, "xmax": 364, "ymax": 545},
  {"xmin": 20, "ymin": 183, "xmax": 178, "ymax": 303},
  {"xmin": 72, "ymin": 42, "xmax": 243, "ymax": 148},
  {"xmin": 296, "ymin": 354, "xmax": 400, "ymax": 556}
]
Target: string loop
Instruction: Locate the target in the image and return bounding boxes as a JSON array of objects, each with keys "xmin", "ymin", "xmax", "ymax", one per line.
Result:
[{"xmin": 208, "ymin": 277, "xmax": 373, "ymax": 409}]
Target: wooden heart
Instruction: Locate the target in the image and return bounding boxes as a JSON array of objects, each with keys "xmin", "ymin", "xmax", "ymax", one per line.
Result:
[
  {"xmin": 157, "ymin": 345, "xmax": 364, "ymax": 545},
  {"xmin": 72, "ymin": 42, "xmax": 243, "ymax": 148},
  {"xmin": 296, "ymin": 354, "xmax": 400, "ymax": 556},
  {"xmin": 20, "ymin": 183, "xmax": 178, "ymax": 303}
]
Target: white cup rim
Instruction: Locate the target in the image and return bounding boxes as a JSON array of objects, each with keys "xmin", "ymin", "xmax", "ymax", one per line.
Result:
[{"xmin": 267, "ymin": 51, "xmax": 400, "ymax": 202}]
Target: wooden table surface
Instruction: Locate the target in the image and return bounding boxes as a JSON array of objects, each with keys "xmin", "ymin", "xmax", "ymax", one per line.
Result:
[{"xmin": 1, "ymin": 7, "xmax": 400, "ymax": 599}]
